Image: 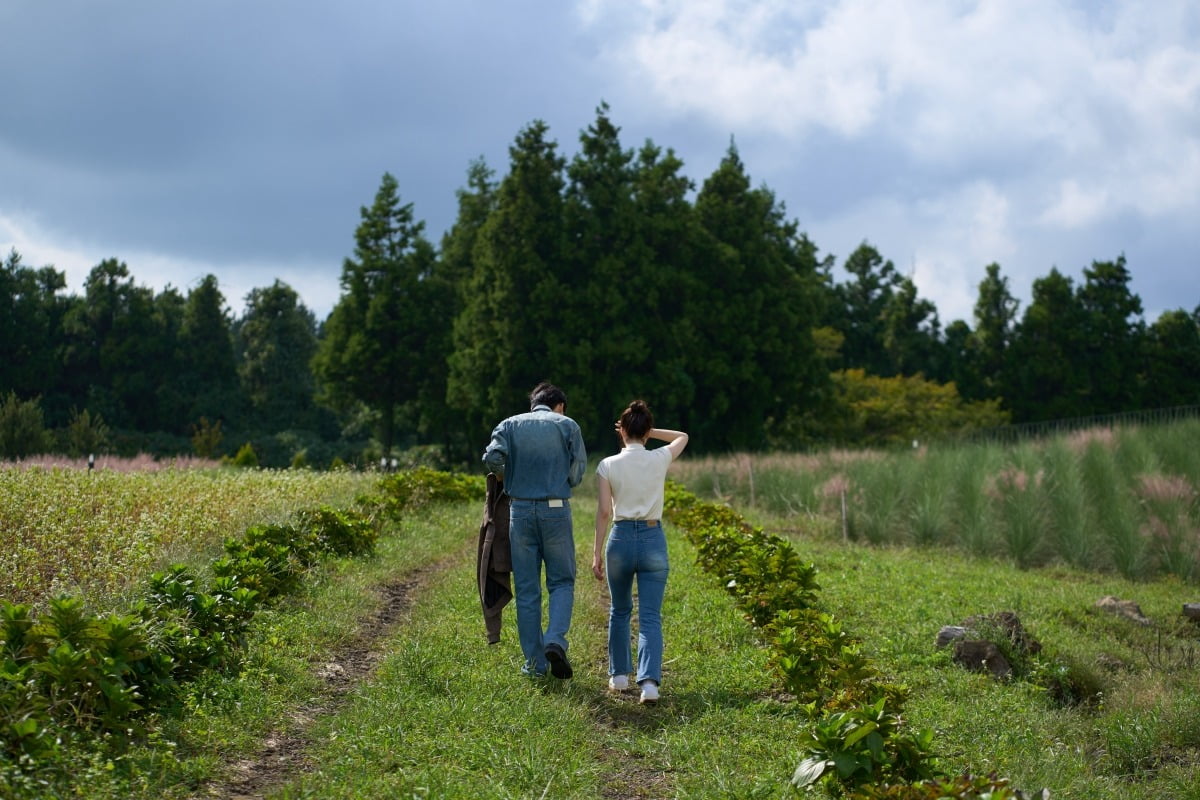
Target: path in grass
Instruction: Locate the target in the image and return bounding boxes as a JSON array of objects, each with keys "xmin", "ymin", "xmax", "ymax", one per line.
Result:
[
  {"xmin": 214, "ymin": 573, "xmax": 428, "ymax": 799},
  {"xmin": 196, "ymin": 498, "xmax": 802, "ymax": 799},
  {"xmin": 163, "ymin": 491, "xmax": 813, "ymax": 800}
]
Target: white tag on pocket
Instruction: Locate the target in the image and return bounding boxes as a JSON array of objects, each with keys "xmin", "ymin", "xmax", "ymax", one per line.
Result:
[{"xmin": 548, "ymin": 499, "xmax": 564, "ymax": 508}]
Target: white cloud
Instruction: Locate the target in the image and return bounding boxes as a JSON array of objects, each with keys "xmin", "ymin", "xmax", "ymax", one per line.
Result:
[
  {"xmin": 584, "ymin": 0, "xmax": 1200, "ymax": 208},
  {"xmin": 580, "ymin": 0, "xmax": 1200, "ymax": 323},
  {"xmin": 1039, "ymin": 179, "xmax": 1110, "ymax": 229}
]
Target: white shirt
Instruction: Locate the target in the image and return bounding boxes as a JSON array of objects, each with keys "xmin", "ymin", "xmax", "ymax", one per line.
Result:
[{"xmin": 596, "ymin": 443, "xmax": 675, "ymax": 521}]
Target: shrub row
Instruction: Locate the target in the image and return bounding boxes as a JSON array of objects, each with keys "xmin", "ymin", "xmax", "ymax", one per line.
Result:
[
  {"xmin": 663, "ymin": 482, "xmax": 1045, "ymax": 799},
  {"xmin": 0, "ymin": 504, "xmax": 378, "ymax": 793},
  {"xmin": 365, "ymin": 466, "xmax": 485, "ymax": 521}
]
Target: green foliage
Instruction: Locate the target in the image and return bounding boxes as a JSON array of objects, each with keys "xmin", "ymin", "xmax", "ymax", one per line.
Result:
[
  {"xmin": 792, "ymin": 696, "xmax": 939, "ymax": 791},
  {"xmin": 0, "ymin": 392, "xmax": 50, "ymax": 459},
  {"xmin": 366, "ymin": 467, "xmax": 485, "ymax": 520},
  {"xmin": 0, "ymin": 494, "xmax": 377, "ymax": 785},
  {"xmin": 294, "ymin": 505, "xmax": 379, "ymax": 556},
  {"xmin": 229, "ymin": 442, "xmax": 258, "ymax": 468},
  {"xmin": 664, "ymin": 484, "xmax": 943, "ymax": 793},
  {"xmin": 190, "ymin": 416, "xmax": 223, "ymax": 458},
  {"xmin": 65, "ymin": 407, "xmax": 109, "ymax": 458},
  {"xmin": 768, "ymin": 610, "xmax": 881, "ymax": 706},
  {"xmin": 825, "ymin": 369, "xmax": 1010, "ymax": 448}
]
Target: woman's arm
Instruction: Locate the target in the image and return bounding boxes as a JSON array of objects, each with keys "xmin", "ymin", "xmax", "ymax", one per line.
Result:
[
  {"xmin": 592, "ymin": 475, "xmax": 613, "ymax": 580},
  {"xmin": 649, "ymin": 428, "xmax": 689, "ymax": 460}
]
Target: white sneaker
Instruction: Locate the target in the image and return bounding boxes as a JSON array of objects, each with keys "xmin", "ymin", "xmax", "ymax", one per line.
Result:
[
  {"xmin": 608, "ymin": 674, "xmax": 629, "ymax": 691},
  {"xmin": 639, "ymin": 680, "xmax": 659, "ymax": 705}
]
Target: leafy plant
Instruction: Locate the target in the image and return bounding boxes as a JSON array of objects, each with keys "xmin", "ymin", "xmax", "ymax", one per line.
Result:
[
  {"xmin": 792, "ymin": 695, "xmax": 938, "ymax": 791},
  {"xmin": 366, "ymin": 467, "xmax": 485, "ymax": 520}
]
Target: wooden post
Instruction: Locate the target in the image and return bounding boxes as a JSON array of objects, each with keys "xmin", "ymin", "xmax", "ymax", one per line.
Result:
[
  {"xmin": 747, "ymin": 455, "xmax": 755, "ymax": 509},
  {"xmin": 841, "ymin": 489, "xmax": 848, "ymax": 543}
]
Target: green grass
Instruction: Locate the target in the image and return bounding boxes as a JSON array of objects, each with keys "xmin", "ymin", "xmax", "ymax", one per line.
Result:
[
  {"xmin": 739, "ymin": 504, "xmax": 1200, "ymax": 800},
  {"xmin": 12, "ymin": 456, "xmax": 1200, "ymax": 798},
  {"xmin": 670, "ymin": 419, "xmax": 1200, "ymax": 581}
]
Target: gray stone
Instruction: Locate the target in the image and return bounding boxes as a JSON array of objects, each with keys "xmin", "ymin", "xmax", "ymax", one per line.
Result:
[{"xmin": 936, "ymin": 625, "xmax": 969, "ymax": 648}]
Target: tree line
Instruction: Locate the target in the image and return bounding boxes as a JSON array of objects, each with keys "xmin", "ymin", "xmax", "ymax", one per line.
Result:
[{"xmin": 3, "ymin": 104, "xmax": 1198, "ymax": 466}]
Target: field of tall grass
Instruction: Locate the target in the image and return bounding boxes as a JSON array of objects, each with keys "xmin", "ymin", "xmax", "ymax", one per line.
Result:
[
  {"xmin": 0, "ymin": 459, "xmax": 374, "ymax": 609},
  {"xmin": 670, "ymin": 419, "xmax": 1200, "ymax": 581}
]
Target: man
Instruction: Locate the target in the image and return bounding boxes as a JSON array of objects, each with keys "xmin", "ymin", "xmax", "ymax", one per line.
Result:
[{"xmin": 483, "ymin": 381, "xmax": 587, "ymax": 678}]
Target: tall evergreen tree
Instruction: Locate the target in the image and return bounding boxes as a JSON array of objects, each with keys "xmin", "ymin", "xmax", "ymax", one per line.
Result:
[
  {"xmin": 624, "ymin": 140, "xmax": 705, "ymax": 435},
  {"xmin": 61, "ymin": 259, "xmax": 176, "ymax": 431},
  {"xmin": 1077, "ymin": 255, "xmax": 1144, "ymax": 415},
  {"xmin": 1142, "ymin": 309, "xmax": 1200, "ymax": 407},
  {"xmin": 0, "ymin": 250, "xmax": 69, "ymax": 415},
  {"xmin": 963, "ymin": 262, "xmax": 1019, "ymax": 402},
  {"xmin": 313, "ymin": 173, "xmax": 438, "ymax": 456},
  {"xmin": 447, "ymin": 121, "xmax": 568, "ymax": 440},
  {"xmin": 238, "ymin": 280, "xmax": 318, "ymax": 431},
  {"xmin": 176, "ymin": 274, "xmax": 239, "ymax": 425},
  {"xmin": 880, "ymin": 275, "xmax": 941, "ymax": 378},
  {"xmin": 688, "ymin": 143, "xmax": 825, "ymax": 450},
  {"xmin": 1007, "ymin": 269, "xmax": 1087, "ymax": 422},
  {"xmin": 436, "ymin": 159, "xmax": 498, "ymax": 460},
  {"xmin": 833, "ymin": 242, "xmax": 902, "ymax": 376},
  {"xmin": 560, "ymin": 103, "xmax": 644, "ymax": 445}
]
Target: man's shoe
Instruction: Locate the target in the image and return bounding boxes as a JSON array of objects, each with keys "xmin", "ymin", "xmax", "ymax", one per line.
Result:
[
  {"xmin": 545, "ymin": 643, "xmax": 573, "ymax": 679},
  {"xmin": 639, "ymin": 680, "xmax": 659, "ymax": 705},
  {"xmin": 608, "ymin": 674, "xmax": 629, "ymax": 691}
]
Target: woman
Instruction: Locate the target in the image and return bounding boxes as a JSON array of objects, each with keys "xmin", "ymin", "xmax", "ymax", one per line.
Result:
[{"xmin": 592, "ymin": 400, "xmax": 688, "ymax": 705}]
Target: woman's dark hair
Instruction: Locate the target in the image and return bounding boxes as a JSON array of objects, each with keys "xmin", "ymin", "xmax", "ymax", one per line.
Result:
[
  {"xmin": 530, "ymin": 381, "xmax": 567, "ymax": 411},
  {"xmin": 619, "ymin": 400, "xmax": 653, "ymax": 440}
]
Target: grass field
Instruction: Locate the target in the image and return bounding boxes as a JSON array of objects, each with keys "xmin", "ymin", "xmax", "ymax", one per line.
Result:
[
  {"xmin": 0, "ymin": 462, "xmax": 373, "ymax": 608},
  {"xmin": 671, "ymin": 419, "xmax": 1200, "ymax": 581},
  {"xmin": 4, "ymin": 433, "xmax": 1200, "ymax": 798}
]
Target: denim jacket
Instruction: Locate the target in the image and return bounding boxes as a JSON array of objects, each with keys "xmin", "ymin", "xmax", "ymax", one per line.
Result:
[{"xmin": 482, "ymin": 405, "xmax": 587, "ymax": 500}]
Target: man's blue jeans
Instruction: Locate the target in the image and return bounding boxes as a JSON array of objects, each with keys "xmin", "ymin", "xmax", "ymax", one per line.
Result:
[
  {"xmin": 605, "ymin": 519, "xmax": 669, "ymax": 685},
  {"xmin": 509, "ymin": 499, "xmax": 576, "ymax": 676}
]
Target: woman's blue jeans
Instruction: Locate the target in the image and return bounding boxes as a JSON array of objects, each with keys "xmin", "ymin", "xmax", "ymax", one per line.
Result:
[
  {"xmin": 605, "ymin": 519, "xmax": 669, "ymax": 685},
  {"xmin": 509, "ymin": 499, "xmax": 576, "ymax": 676}
]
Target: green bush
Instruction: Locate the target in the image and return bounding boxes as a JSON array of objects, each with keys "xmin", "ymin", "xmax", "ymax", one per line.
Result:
[
  {"xmin": 229, "ymin": 442, "xmax": 259, "ymax": 468},
  {"xmin": 367, "ymin": 467, "xmax": 485, "ymax": 520},
  {"xmin": 65, "ymin": 408, "xmax": 109, "ymax": 458},
  {"xmin": 0, "ymin": 392, "xmax": 50, "ymax": 459},
  {"xmin": 793, "ymin": 695, "xmax": 939, "ymax": 792},
  {"xmin": 295, "ymin": 505, "xmax": 379, "ymax": 556}
]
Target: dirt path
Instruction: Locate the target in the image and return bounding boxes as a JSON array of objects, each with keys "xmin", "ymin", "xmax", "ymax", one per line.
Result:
[
  {"xmin": 193, "ymin": 526, "xmax": 679, "ymax": 799},
  {"xmin": 194, "ymin": 560, "xmax": 443, "ymax": 800}
]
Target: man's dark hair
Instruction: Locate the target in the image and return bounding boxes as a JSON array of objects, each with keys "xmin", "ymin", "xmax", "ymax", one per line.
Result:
[{"xmin": 530, "ymin": 381, "xmax": 567, "ymax": 411}]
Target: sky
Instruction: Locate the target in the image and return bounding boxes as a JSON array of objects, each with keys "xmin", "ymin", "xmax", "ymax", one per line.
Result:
[{"xmin": 2, "ymin": 0, "xmax": 1197, "ymax": 326}]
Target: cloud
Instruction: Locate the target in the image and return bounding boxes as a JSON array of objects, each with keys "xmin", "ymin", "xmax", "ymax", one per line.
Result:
[
  {"xmin": 1039, "ymin": 179, "xmax": 1110, "ymax": 229},
  {"xmin": 580, "ymin": 0, "xmax": 1200, "ymax": 323}
]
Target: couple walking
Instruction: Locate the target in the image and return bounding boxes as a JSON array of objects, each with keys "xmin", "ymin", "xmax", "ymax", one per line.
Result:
[{"xmin": 482, "ymin": 381, "xmax": 689, "ymax": 704}]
